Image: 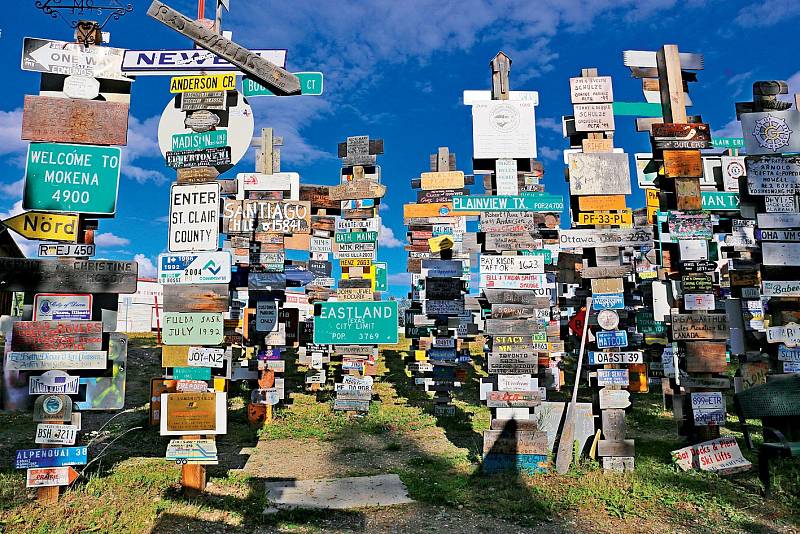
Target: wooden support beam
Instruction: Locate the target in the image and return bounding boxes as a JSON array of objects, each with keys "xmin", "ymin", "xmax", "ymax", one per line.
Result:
[
  {"xmin": 656, "ymin": 45, "xmax": 687, "ymax": 123},
  {"xmin": 491, "ymin": 51, "xmax": 511, "ymax": 101}
]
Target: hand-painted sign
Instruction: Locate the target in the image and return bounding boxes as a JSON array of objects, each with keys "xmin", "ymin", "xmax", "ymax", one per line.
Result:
[
  {"xmin": 162, "ymin": 313, "xmax": 223, "ymax": 345},
  {"xmin": 560, "ymin": 228, "xmax": 653, "ymax": 248},
  {"xmin": 313, "ymin": 302, "xmax": 399, "ymax": 345},
  {"xmin": 573, "ymin": 103, "xmax": 614, "ymax": 131},
  {"xmin": 168, "ymin": 183, "xmax": 220, "ymax": 252},
  {"xmin": 22, "ymin": 37, "xmax": 131, "ymax": 81},
  {"xmin": 672, "ymin": 437, "xmax": 751, "ymax": 474},
  {"xmin": 22, "ymin": 96, "xmax": 129, "ymax": 146},
  {"xmin": 242, "ymin": 72, "xmax": 324, "ymax": 96},
  {"xmin": 0, "ymin": 258, "xmax": 137, "ymax": 293},
  {"xmin": 11, "ymin": 321, "xmax": 102, "ymax": 351},
  {"xmin": 568, "ymin": 153, "xmax": 631, "ymax": 195},
  {"xmin": 746, "ymin": 156, "xmax": 800, "ymax": 195},
  {"xmin": 596, "ymin": 330, "xmax": 628, "ymax": 349},
  {"xmin": 766, "ymin": 323, "xmax": 800, "ymax": 347},
  {"xmin": 651, "ymin": 123, "xmax": 712, "ymax": 149},
  {"xmin": 763, "ymin": 281, "xmax": 800, "ymax": 297},
  {"xmin": 596, "ymin": 369, "xmax": 629, "ymax": 386},
  {"xmin": 38, "ymin": 243, "xmax": 95, "ymax": 257},
  {"xmin": 25, "ymin": 466, "xmax": 79, "ymax": 488},
  {"xmin": 16, "ymin": 446, "xmax": 87, "ymax": 469},
  {"xmin": 588, "ymin": 351, "xmax": 643, "ymax": 365},
  {"xmin": 121, "ymin": 48, "xmax": 287, "ymax": 75},
  {"xmin": 6, "ymin": 350, "xmax": 106, "ymax": 371},
  {"xmin": 35, "ymin": 424, "xmax": 78, "ymax": 446},
  {"xmin": 158, "ymin": 252, "xmax": 231, "ymax": 284},
  {"xmin": 671, "ymin": 312, "xmax": 728, "ymax": 340},
  {"xmin": 223, "ymin": 200, "xmax": 310, "ymax": 234},
  {"xmin": 453, "ymin": 194, "xmax": 563, "ymax": 212},
  {"xmin": 479, "ymin": 255, "xmax": 544, "ymax": 274},
  {"xmin": 24, "ymin": 143, "xmax": 121, "ymax": 215},
  {"xmin": 570, "ymin": 76, "xmax": 613, "ymax": 103},
  {"xmin": 479, "ymin": 274, "xmax": 547, "ymax": 290},
  {"xmin": 3, "ymin": 212, "xmax": 78, "ymax": 243}
]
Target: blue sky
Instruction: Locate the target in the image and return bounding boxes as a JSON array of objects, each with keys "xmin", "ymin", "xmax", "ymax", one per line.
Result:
[{"xmin": 2, "ymin": 0, "xmax": 800, "ymax": 296}]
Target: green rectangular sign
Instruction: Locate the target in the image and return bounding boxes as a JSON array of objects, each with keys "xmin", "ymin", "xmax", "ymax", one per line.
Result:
[
  {"xmin": 520, "ymin": 249, "xmax": 553, "ymax": 263},
  {"xmin": 712, "ymin": 137, "xmax": 744, "ymax": 149},
  {"xmin": 701, "ymin": 192, "xmax": 740, "ymax": 211},
  {"xmin": 313, "ymin": 301, "xmax": 399, "ymax": 345},
  {"xmin": 373, "ymin": 262, "xmax": 388, "ymax": 292},
  {"xmin": 612, "ymin": 102, "xmax": 663, "ymax": 117},
  {"xmin": 24, "ymin": 142, "xmax": 121, "ymax": 215},
  {"xmin": 242, "ymin": 72, "xmax": 324, "ymax": 97},
  {"xmin": 171, "ymin": 130, "xmax": 227, "ymax": 151},
  {"xmin": 173, "ymin": 366, "xmax": 211, "ymax": 380},
  {"xmin": 162, "ymin": 312, "xmax": 224, "ymax": 346},
  {"xmin": 335, "ymin": 231, "xmax": 378, "ymax": 244},
  {"xmin": 453, "ymin": 194, "xmax": 564, "ymax": 212}
]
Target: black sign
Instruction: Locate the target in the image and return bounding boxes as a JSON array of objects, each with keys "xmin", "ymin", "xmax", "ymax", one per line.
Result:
[
  {"xmin": 680, "ymin": 260, "xmax": 716, "ymax": 273},
  {"xmin": 339, "ymin": 278, "xmax": 371, "ymax": 289},
  {"xmin": 165, "ymin": 147, "xmax": 232, "ymax": 169},
  {"xmin": 416, "ymin": 188, "xmax": 467, "ymax": 204},
  {"xmin": 425, "ymin": 277, "xmax": 462, "ymax": 300},
  {"xmin": 682, "ymin": 273, "xmax": 713, "ymax": 293},
  {"xmin": 308, "ymin": 260, "xmax": 332, "ymax": 277},
  {"xmin": 0, "ymin": 258, "xmax": 137, "ymax": 293},
  {"xmin": 248, "ymin": 272, "xmax": 286, "ymax": 290}
]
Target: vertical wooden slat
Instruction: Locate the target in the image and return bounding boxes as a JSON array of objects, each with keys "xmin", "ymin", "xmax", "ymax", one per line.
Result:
[{"xmin": 656, "ymin": 45, "xmax": 687, "ymax": 123}]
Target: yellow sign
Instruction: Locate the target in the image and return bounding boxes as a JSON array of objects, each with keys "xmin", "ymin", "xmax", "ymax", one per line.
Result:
[
  {"xmin": 578, "ymin": 195, "xmax": 627, "ymax": 211},
  {"xmin": 161, "ymin": 346, "xmax": 189, "ymax": 368},
  {"xmin": 3, "ymin": 211, "xmax": 78, "ymax": 242},
  {"xmin": 577, "ymin": 210, "xmax": 632, "ymax": 226},
  {"xmin": 414, "ymin": 350, "xmax": 427, "ymax": 361},
  {"xmin": 645, "ymin": 188, "xmax": 659, "ymax": 207},
  {"xmin": 428, "ymin": 235, "xmax": 454, "ymax": 252},
  {"xmin": 169, "ymin": 73, "xmax": 236, "ymax": 93},
  {"xmin": 340, "ymin": 258, "xmax": 372, "ymax": 268},
  {"xmin": 647, "ymin": 205, "xmax": 658, "ymax": 224}
]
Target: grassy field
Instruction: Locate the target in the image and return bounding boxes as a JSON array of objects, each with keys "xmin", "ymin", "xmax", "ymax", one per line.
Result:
[{"xmin": 0, "ymin": 334, "xmax": 798, "ymax": 533}]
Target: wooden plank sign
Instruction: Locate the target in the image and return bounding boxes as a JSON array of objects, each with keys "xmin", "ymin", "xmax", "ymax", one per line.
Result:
[
  {"xmin": 651, "ymin": 123, "xmax": 711, "ymax": 149},
  {"xmin": 11, "ymin": 321, "xmax": 102, "ymax": 351},
  {"xmin": 663, "ymin": 150, "xmax": 703, "ymax": 178},
  {"xmin": 568, "ymin": 153, "xmax": 631, "ymax": 195},
  {"xmin": 675, "ymin": 176, "xmax": 702, "ymax": 211},
  {"xmin": 420, "ymin": 171, "xmax": 465, "ymax": 190},
  {"xmin": 22, "ymin": 96, "xmax": 129, "ymax": 146},
  {"xmin": 487, "ymin": 352, "xmax": 538, "ymax": 374},
  {"xmin": 482, "ymin": 430, "xmax": 548, "ymax": 454},
  {"xmin": 0, "ymin": 258, "xmax": 137, "ymax": 293},
  {"xmin": 599, "ymin": 389, "xmax": 631, "ymax": 410},
  {"xmin": 485, "ymin": 391, "xmax": 543, "ymax": 409},
  {"xmin": 573, "ymin": 103, "xmax": 614, "ymax": 131},
  {"xmin": 329, "ymin": 180, "xmax": 386, "ymax": 201},
  {"xmin": 685, "ymin": 342, "xmax": 727, "ymax": 373},
  {"xmin": 162, "ymin": 313, "xmax": 224, "ymax": 345},
  {"xmin": 559, "ymin": 228, "xmax": 653, "ymax": 248},
  {"xmin": 671, "ymin": 312, "xmax": 728, "ymax": 340},
  {"xmin": 484, "ymin": 232, "xmax": 539, "ymax": 252},
  {"xmin": 570, "ymin": 76, "xmax": 613, "ymax": 103},
  {"xmin": 479, "ymin": 255, "xmax": 544, "ymax": 274}
]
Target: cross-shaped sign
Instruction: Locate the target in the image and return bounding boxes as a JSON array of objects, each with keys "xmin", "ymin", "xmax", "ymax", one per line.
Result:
[
  {"xmin": 337, "ymin": 136, "xmax": 384, "ymax": 167},
  {"xmin": 251, "ymin": 128, "xmax": 283, "ymax": 174},
  {"xmin": 430, "ymin": 146, "xmax": 456, "ymax": 172}
]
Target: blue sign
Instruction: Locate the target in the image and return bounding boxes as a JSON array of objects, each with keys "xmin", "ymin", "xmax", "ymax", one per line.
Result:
[
  {"xmin": 592, "ymin": 293, "xmax": 625, "ymax": 310},
  {"xmin": 284, "ymin": 264, "xmax": 316, "ymax": 286},
  {"xmin": 597, "ymin": 369, "xmax": 629, "ymax": 386},
  {"xmin": 429, "ymin": 348, "xmax": 457, "ymax": 361},
  {"xmin": 421, "ymin": 259, "xmax": 463, "ymax": 278},
  {"xmin": 596, "ymin": 330, "xmax": 628, "ymax": 349},
  {"xmin": 483, "ymin": 453, "xmax": 548, "ymax": 475},
  {"xmin": 173, "ymin": 367, "xmax": 211, "ymax": 380},
  {"xmin": 16, "ymin": 446, "xmax": 87, "ymax": 469}
]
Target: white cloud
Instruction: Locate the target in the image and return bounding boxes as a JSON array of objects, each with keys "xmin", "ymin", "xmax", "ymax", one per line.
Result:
[
  {"xmin": 387, "ymin": 272, "xmax": 412, "ymax": 286},
  {"xmin": 537, "ymin": 117, "xmax": 563, "ymax": 135},
  {"xmin": 124, "ymin": 164, "xmax": 168, "ymax": 185},
  {"xmin": 134, "ymin": 253, "xmax": 157, "ymax": 278},
  {"xmin": 378, "ymin": 202, "xmax": 389, "ymax": 212},
  {"xmin": 0, "ymin": 200, "xmax": 35, "ymax": 257},
  {"xmin": 712, "ymin": 118, "xmax": 742, "ymax": 140},
  {"xmin": 122, "ymin": 115, "xmax": 169, "ymax": 184},
  {"xmin": 538, "ymin": 146, "xmax": 561, "ymax": 161},
  {"xmin": 735, "ymin": 0, "xmax": 800, "ymax": 27},
  {"xmin": 378, "ymin": 223, "xmax": 404, "ymax": 248},
  {"xmin": 0, "ymin": 109, "xmax": 27, "ymax": 159},
  {"xmin": 95, "ymin": 232, "xmax": 131, "ymax": 248},
  {"xmin": 0, "ymin": 178, "xmax": 24, "ymax": 198}
]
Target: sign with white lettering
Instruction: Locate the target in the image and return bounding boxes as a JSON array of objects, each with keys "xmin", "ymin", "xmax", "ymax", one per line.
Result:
[
  {"xmin": 33, "ymin": 293, "xmax": 91, "ymax": 321},
  {"xmin": 22, "ymin": 37, "xmax": 131, "ymax": 81},
  {"xmin": 168, "ymin": 183, "xmax": 220, "ymax": 252}
]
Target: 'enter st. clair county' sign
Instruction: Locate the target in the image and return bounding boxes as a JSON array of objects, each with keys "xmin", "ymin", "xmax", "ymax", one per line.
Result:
[
  {"xmin": 24, "ymin": 143, "xmax": 121, "ymax": 215},
  {"xmin": 313, "ymin": 301, "xmax": 399, "ymax": 345},
  {"xmin": 452, "ymin": 194, "xmax": 563, "ymax": 212}
]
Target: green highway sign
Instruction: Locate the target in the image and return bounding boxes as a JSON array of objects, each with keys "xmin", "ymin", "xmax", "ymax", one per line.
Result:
[
  {"xmin": 242, "ymin": 72, "xmax": 324, "ymax": 97},
  {"xmin": 712, "ymin": 137, "xmax": 744, "ymax": 149},
  {"xmin": 701, "ymin": 192, "xmax": 740, "ymax": 211},
  {"xmin": 521, "ymin": 249, "xmax": 553, "ymax": 263},
  {"xmin": 612, "ymin": 102, "xmax": 662, "ymax": 117},
  {"xmin": 172, "ymin": 366, "xmax": 211, "ymax": 380},
  {"xmin": 335, "ymin": 231, "xmax": 378, "ymax": 244},
  {"xmin": 314, "ymin": 301, "xmax": 399, "ymax": 345},
  {"xmin": 453, "ymin": 194, "xmax": 564, "ymax": 212},
  {"xmin": 373, "ymin": 262, "xmax": 388, "ymax": 292},
  {"xmin": 172, "ymin": 130, "xmax": 227, "ymax": 151},
  {"xmin": 24, "ymin": 142, "xmax": 121, "ymax": 215}
]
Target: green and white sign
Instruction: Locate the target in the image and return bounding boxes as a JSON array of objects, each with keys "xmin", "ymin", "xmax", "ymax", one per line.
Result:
[
  {"xmin": 335, "ymin": 231, "xmax": 378, "ymax": 244},
  {"xmin": 373, "ymin": 262, "xmax": 388, "ymax": 292},
  {"xmin": 171, "ymin": 130, "xmax": 227, "ymax": 152},
  {"xmin": 162, "ymin": 312, "xmax": 223, "ymax": 346},
  {"xmin": 521, "ymin": 249, "xmax": 553, "ymax": 264},
  {"xmin": 24, "ymin": 143, "xmax": 121, "ymax": 215},
  {"xmin": 712, "ymin": 137, "xmax": 744, "ymax": 149},
  {"xmin": 453, "ymin": 194, "xmax": 564, "ymax": 212},
  {"xmin": 173, "ymin": 366, "xmax": 211, "ymax": 380},
  {"xmin": 242, "ymin": 72, "xmax": 323, "ymax": 97},
  {"xmin": 314, "ymin": 301, "xmax": 398, "ymax": 345},
  {"xmin": 701, "ymin": 192, "xmax": 740, "ymax": 211}
]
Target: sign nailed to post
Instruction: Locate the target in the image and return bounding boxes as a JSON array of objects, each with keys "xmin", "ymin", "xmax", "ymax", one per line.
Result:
[
  {"xmin": 314, "ymin": 301, "xmax": 399, "ymax": 345},
  {"xmin": 168, "ymin": 183, "xmax": 220, "ymax": 252}
]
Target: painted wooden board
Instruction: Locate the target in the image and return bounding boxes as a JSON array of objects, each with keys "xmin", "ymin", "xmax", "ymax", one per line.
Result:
[
  {"xmin": 573, "ymin": 103, "xmax": 614, "ymax": 131},
  {"xmin": 663, "ymin": 150, "xmax": 702, "ymax": 177},
  {"xmin": 577, "ymin": 195, "xmax": 627, "ymax": 211},
  {"xmin": 11, "ymin": 321, "xmax": 102, "ymax": 352},
  {"xmin": 650, "ymin": 123, "xmax": 711, "ymax": 150},
  {"xmin": 0, "ymin": 258, "xmax": 137, "ymax": 293},
  {"xmin": 479, "ymin": 255, "xmax": 544, "ymax": 274},
  {"xmin": 601, "ymin": 409, "xmax": 627, "ymax": 441},
  {"xmin": 671, "ymin": 312, "xmax": 728, "ymax": 340},
  {"xmin": 419, "ymin": 171, "xmax": 465, "ymax": 190},
  {"xmin": 568, "ymin": 153, "xmax": 631, "ymax": 195},
  {"xmin": 487, "ymin": 352, "xmax": 538, "ymax": 374},
  {"xmin": 685, "ymin": 342, "xmax": 727, "ymax": 373},
  {"xmin": 569, "ymin": 76, "xmax": 613, "ymax": 103},
  {"xmin": 580, "ymin": 266, "xmax": 631, "ymax": 279},
  {"xmin": 22, "ymin": 95, "xmax": 129, "ymax": 146},
  {"xmin": 482, "ymin": 429, "xmax": 548, "ymax": 454},
  {"xmin": 675, "ymin": 176, "xmax": 702, "ymax": 211},
  {"xmin": 599, "ymin": 389, "xmax": 631, "ymax": 410},
  {"xmin": 597, "ymin": 439, "xmax": 635, "ymax": 458},
  {"xmin": 484, "ymin": 232, "xmax": 539, "ymax": 252},
  {"xmin": 482, "ymin": 289, "xmax": 550, "ymax": 306},
  {"xmin": 560, "ymin": 228, "xmax": 653, "ymax": 248},
  {"xmin": 329, "ymin": 180, "xmax": 386, "ymax": 201}
]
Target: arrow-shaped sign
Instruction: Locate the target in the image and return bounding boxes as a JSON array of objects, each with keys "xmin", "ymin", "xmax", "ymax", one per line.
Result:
[
  {"xmin": 3, "ymin": 212, "xmax": 79, "ymax": 243},
  {"xmin": 25, "ymin": 466, "xmax": 79, "ymax": 488},
  {"xmin": 147, "ymin": 1, "xmax": 300, "ymax": 96}
]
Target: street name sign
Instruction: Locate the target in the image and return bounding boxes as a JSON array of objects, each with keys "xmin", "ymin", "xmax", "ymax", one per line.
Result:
[
  {"xmin": 121, "ymin": 48, "xmax": 287, "ymax": 76},
  {"xmin": 3, "ymin": 212, "xmax": 78, "ymax": 243}
]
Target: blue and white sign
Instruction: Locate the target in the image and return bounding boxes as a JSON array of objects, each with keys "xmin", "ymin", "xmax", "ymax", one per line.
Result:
[
  {"xmin": 592, "ymin": 293, "xmax": 625, "ymax": 310},
  {"xmin": 33, "ymin": 293, "xmax": 91, "ymax": 321},
  {"xmin": 596, "ymin": 330, "xmax": 628, "ymax": 349},
  {"xmin": 121, "ymin": 49, "xmax": 287, "ymax": 76},
  {"xmin": 158, "ymin": 251, "xmax": 232, "ymax": 285},
  {"xmin": 341, "ymin": 198, "xmax": 375, "ymax": 209},
  {"xmin": 15, "ymin": 446, "xmax": 87, "ymax": 469},
  {"xmin": 421, "ymin": 259, "xmax": 463, "ymax": 278},
  {"xmin": 596, "ymin": 369, "xmax": 629, "ymax": 387}
]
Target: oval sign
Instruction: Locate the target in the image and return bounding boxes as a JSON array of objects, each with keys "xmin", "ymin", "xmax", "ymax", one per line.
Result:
[
  {"xmin": 597, "ymin": 309, "xmax": 620, "ymax": 331},
  {"xmin": 63, "ymin": 75, "xmax": 100, "ymax": 100},
  {"xmin": 184, "ymin": 110, "xmax": 220, "ymax": 132}
]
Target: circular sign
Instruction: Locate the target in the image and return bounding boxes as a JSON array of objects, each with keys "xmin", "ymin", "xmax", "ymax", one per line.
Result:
[
  {"xmin": 43, "ymin": 394, "xmax": 64, "ymax": 415},
  {"xmin": 489, "ymin": 103, "xmax": 520, "ymax": 133},
  {"xmin": 752, "ymin": 115, "xmax": 793, "ymax": 152},
  {"xmin": 158, "ymin": 91, "xmax": 254, "ymax": 172},
  {"xmin": 597, "ymin": 309, "xmax": 620, "ymax": 331},
  {"xmin": 185, "ymin": 110, "xmax": 221, "ymax": 132},
  {"xmin": 63, "ymin": 75, "xmax": 100, "ymax": 100}
]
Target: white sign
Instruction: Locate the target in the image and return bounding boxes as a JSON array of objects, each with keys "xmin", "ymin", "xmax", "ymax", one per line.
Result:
[
  {"xmin": 256, "ymin": 301, "xmax": 278, "ymax": 332},
  {"xmin": 168, "ymin": 183, "xmax": 220, "ymax": 252},
  {"xmin": 63, "ymin": 75, "xmax": 100, "ymax": 100},
  {"xmin": 691, "ymin": 392, "xmax": 724, "ymax": 410},
  {"xmin": 29, "ymin": 370, "xmax": 80, "ymax": 395},
  {"xmin": 495, "ymin": 159, "xmax": 518, "ymax": 195},
  {"xmin": 238, "ymin": 172, "xmax": 299, "ymax": 200},
  {"xmin": 569, "ymin": 76, "xmax": 613, "ymax": 103},
  {"xmin": 35, "ymin": 424, "xmax": 78, "ymax": 445},
  {"xmin": 757, "ymin": 212, "xmax": 800, "ymax": 229},
  {"xmin": 720, "ymin": 155, "xmax": 744, "ymax": 192},
  {"xmin": 38, "ymin": 243, "xmax": 96, "ymax": 258},
  {"xmin": 479, "ymin": 255, "xmax": 544, "ymax": 274},
  {"xmin": 762, "ymin": 242, "xmax": 800, "ymax": 266},
  {"xmin": 672, "ymin": 437, "xmax": 751, "ymax": 473},
  {"xmin": 310, "ymin": 237, "xmax": 332, "ymax": 253},
  {"xmin": 763, "ymin": 280, "xmax": 800, "ymax": 297},
  {"xmin": 336, "ymin": 217, "xmax": 380, "ymax": 232},
  {"xmin": 766, "ymin": 323, "xmax": 800, "ymax": 347},
  {"xmin": 764, "ymin": 195, "xmax": 797, "ymax": 213},
  {"xmin": 560, "ymin": 228, "xmax": 653, "ymax": 248},
  {"xmin": 573, "ymin": 103, "xmax": 614, "ymax": 131},
  {"xmin": 33, "ymin": 293, "xmax": 92, "ymax": 321},
  {"xmin": 479, "ymin": 273, "xmax": 547, "ymax": 290},
  {"xmin": 121, "ymin": 48, "xmax": 287, "ymax": 76},
  {"xmin": 684, "ymin": 293, "xmax": 715, "ymax": 311},
  {"xmin": 187, "ymin": 347, "xmax": 224, "ymax": 368},
  {"xmin": 497, "ymin": 375, "xmax": 533, "ymax": 391},
  {"xmin": 588, "ymin": 351, "xmax": 643, "ymax": 365},
  {"xmin": 471, "ymin": 100, "xmax": 537, "ymax": 159},
  {"xmin": 22, "ymin": 37, "xmax": 132, "ymax": 81},
  {"xmin": 158, "ymin": 251, "xmax": 231, "ymax": 284}
]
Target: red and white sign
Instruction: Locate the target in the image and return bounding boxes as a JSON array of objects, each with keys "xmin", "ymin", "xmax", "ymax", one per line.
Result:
[{"xmin": 26, "ymin": 466, "xmax": 79, "ymax": 487}]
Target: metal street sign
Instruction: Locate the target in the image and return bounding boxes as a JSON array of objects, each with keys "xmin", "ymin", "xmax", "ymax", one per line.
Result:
[
  {"xmin": 452, "ymin": 194, "xmax": 563, "ymax": 212},
  {"xmin": 38, "ymin": 243, "xmax": 95, "ymax": 257},
  {"xmin": 242, "ymin": 72, "xmax": 324, "ymax": 96},
  {"xmin": 30, "ymin": 370, "xmax": 80, "ymax": 395},
  {"xmin": 3, "ymin": 212, "xmax": 78, "ymax": 242},
  {"xmin": 26, "ymin": 466, "xmax": 79, "ymax": 488},
  {"xmin": 147, "ymin": 1, "xmax": 300, "ymax": 95},
  {"xmin": 158, "ymin": 251, "xmax": 232, "ymax": 284},
  {"xmin": 165, "ymin": 147, "xmax": 231, "ymax": 168},
  {"xmin": 314, "ymin": 301, "xmax": 399, "ymax": 345},
  {"xmin": 172, "ymin": 130, "xmax": 227, "ymax": 151},
  {"xmin": 33, "ymin": 293, "xmax": 92, "ymax": 321},
  {"xmin": 170, "ymin": 73, "xmax": 236, "ymax": 93},
  {"xmin": 121, "ymin": 48, "xmax": 287, "ymax": 76},
  {"xmin": 701, "ymin": 192, "xmax": 739, "ymax": 211},
  {"xmin": 22, "ymin": 96, "xmax": 129, "ymax": 146},
  {"xmin": 22, "ymin": 37, "xmax": 132, "ymax": 81},
  {"xmin": 0, "ymin": 258, "xmax": 137, "ymax": 293},
  {"xmin": 168, "ymin": 183, "xmax": 220, "ymax": 252},
  {"xmin": 24, "ymin": 143, "xmax": 121, "ymax": 215}
]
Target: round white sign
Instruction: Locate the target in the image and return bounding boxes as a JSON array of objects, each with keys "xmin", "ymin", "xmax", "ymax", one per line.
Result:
[
  {"xmin": 158, "ymin": 91, "xmax": 254, "ymax": 171},
  {"xmin": 63, "ymin": 75, "xmax": 100, "ymax": 100},
  {"xmin": 597, "ymin": 309, "xmax": 620, "ymax": 331}
]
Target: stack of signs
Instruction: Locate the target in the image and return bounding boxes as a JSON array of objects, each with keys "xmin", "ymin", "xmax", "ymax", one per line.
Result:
[
  {"xmin": 157, "ymin": 71, "xmax": 244, "ymax": 466},
  {"xmin": 735, "ymin": 84, "xmax": 800, "ymax": 379},
  {"xmin": 562, "ymin": 68, "xmax": 646, "ymax": 472},
  {"xmin": 625, "ymin": 45, "xmax": 732, "ymax": 445},
  {"xmin": 8, "ymin": 35, "xmax": 140, "ymax": 491},
  {"xmin": 318, "ymin": 135, "xmax": 397, "ymax": 412},
  {"xmin": 460, "ymin": 52, "xmax": 561, "ymax": 475},
  {"xmin": 404, "ymin": 147, "xmax": 474, "ymax": 416}
]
